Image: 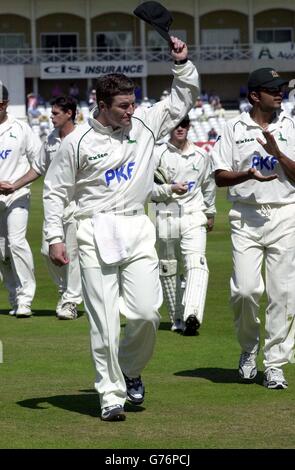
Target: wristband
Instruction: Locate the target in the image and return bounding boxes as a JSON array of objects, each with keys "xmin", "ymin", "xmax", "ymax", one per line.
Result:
[{"xmin": 174, "ymin": 58, "xmax": 188, "ymax": 65}]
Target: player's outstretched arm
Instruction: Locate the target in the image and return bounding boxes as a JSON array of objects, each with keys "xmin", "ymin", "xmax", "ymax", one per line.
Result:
[
  {"xmin": 215, "ymin": 168, "xmax": 278, "ymax": 187},
  {"xmin": 13, "ymin": 168, "xmax": 40, "ymax": 191},
  {"xmin": 170, "ymin": 36, "xmax": 188, "ymax": 62}
]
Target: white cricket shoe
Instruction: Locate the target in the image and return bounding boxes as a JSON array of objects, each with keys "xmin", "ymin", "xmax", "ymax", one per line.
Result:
[
  {"xmin": 263, "ymin": 368, "xmax": 288, "ymax": 390},
  {"xmin": 101, "ymin": 404, "xmax": 125, "ymax": 422},
  {"xmin": 238, "ymin": 352, "xmax": 257, "ymax": 380},
  {"xmin": 16, "ymin": 305, "xmax": 32, "ymax": 318},
  {"xmin": 171, "ymin": 319, "xmax": 185, "ymax": 332},
  {"xmin": 57, "ymin": 302, "xmax": 78, "ymax": 320},
  {"xmin": 9, "ymin": 306, "xmax": 17, "ymax": 316},
  {"xmin": 55, "ymin": 297, "xmax": 63, "ymax": 315}
]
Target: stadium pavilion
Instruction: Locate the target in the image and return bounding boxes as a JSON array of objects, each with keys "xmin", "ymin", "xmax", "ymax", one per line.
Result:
[{"xmin": 0, "ymin": 0, "xmax": 295, "ymax": 117}]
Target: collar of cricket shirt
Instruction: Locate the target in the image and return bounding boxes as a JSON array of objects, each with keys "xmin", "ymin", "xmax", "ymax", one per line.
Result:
[
  {"xmin": 238, "ymin": 108, "xmax": 286, "ymax": 130},
  {"xmin": 0, "ymin": 114, "xmax": 14, "ymax": 136},
  {"xmin": 167, "ymin": 140, "xmax": 196, "ymax": 157}
]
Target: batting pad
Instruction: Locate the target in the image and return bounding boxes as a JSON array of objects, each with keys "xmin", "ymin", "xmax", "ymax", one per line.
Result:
[
  {"xmin": 159, "ymin": 259, "xmax": 177, "ymax": 276},
  {"xmin": 161, "ymin": 274, "xmax": 184, "ymax": 323},
  {"xmin": 182, "ymin": 255, "xmax": 209, "ymax": 324}
]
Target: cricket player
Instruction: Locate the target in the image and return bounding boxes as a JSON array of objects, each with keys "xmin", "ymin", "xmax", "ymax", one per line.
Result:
[
  {"xmin": 212, "ymin": 67, "xmax": 295, "ymax": 389},
  {"xmin": 42, "ymin": 37, "xmax": 199, "ymax": 421},
  {"xmin": 152, "ymin": 116, "xmax": 216, "ymax": 335},
  {"xmin": 0, "ymin": 84, "xmax": 41, "ymax": 317},
  {"xmin": 0, "ymin": 96, "xmax": 82, "ymax": 320}
]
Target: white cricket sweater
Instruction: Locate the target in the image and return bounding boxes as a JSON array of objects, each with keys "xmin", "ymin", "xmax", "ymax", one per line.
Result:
[{"xmin": 43, "ymin": 60, "xmax": 200, "ymax": 243}]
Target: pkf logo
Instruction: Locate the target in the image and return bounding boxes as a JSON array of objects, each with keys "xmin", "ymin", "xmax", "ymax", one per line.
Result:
[
  {"xmin": 251, "ymin": 154, "xmax": 277, "ymax": 170},
  {"xmin": 0, "ymin": 150, "xmax": 12, "ymax": 160},
  {"xmin": 187, "ymin": 181, "xmax": 195, "ymax": 192},
  {"xmin": 104, "ymin": 161, "xmax": 135, "ymax": 186}
]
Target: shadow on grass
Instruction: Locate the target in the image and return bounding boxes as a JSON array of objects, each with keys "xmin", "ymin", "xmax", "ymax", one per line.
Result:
[
  {"xmin": 175, "ymin": 367, "xmax": 264, "ymax": 385},
  {"xmin": 158, "ymin": 321, "xmax": 173, "ymax": 331},
  {"xmin": 0, "ymin": 309, "xmax": 84, "ymax": 318},
  {"xmin": 158, "ymin": 321, "xmax": 200, "ymax": 336},
  {"xmin": 33, "ymin": 309, "xmax": 84, "ymax": 318},
  {"xmin": 17, "ymin": 390, "xmax": 144, "ymax": 417}
]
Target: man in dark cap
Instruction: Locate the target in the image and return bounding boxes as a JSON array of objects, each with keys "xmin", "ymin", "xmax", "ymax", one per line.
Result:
[{"xmin": 212, "ymin": 67, "xmax": 295, "ymax": 390}]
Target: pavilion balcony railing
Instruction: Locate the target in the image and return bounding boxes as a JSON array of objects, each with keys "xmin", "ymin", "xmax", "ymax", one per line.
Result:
[{"xmin": 0, "ymin": 44, "xmax": 254, "ymax": 64}]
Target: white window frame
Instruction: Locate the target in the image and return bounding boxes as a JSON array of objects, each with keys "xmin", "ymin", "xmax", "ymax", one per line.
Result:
[
  {"xmin": 95, "ymin": 31, "xmax": 133, "ymax": 49},
  {"xmin": 0, "ymin": 33, "xmax": 26, "ymax": 48},
  {"xmin": 148, "ymin": 29, "xmax": 187, "ymax": 47},
  {"xmin": 201, "ymin": 29, "xmax": 240, "ymax": 45},
  {"xmin": 40, "ymin": 32, "xmax": 79, "ymax": 49},
  {"xmin": 255, "ymin": 27, "xmax": 293, "ymax": 43}
]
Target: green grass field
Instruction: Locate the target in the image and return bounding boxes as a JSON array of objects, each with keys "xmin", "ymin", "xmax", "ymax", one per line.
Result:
[{"xmin": 1, "ymin": 180, "xmax": 295, "ymax": 449}]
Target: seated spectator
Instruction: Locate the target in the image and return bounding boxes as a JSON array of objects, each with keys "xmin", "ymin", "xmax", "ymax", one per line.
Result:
[
  {"xmin": 27, "ymin": 93, "xmax": 40, "ymax": 125},
  {"xmin": 68, "ymin": 82, "xmax": 79, "ymax": 101},
  {"xmin": 27, "ymin": 92, "xmax": 38, "ymax": 111},
  {"xmin": 51, "ymin": 83, "xmax": 63, "ymax": 98},
  {"xmin": 207, "ymin": 127, "xmax": 218, "ymax": 141},
  {"xmin": 200, "ymin": 90, "xmax": 209, "ymax": 103},
  {"xmin": 198, "ymin": 109, "xmax": 208, "ymax": 122},
  {"xmin": 239, "ymin": 85, "xmax": 247, "ymax": 99},
  {"xmin": 139, "ymin": 96, "xmax": 153, "ymax": 108},
  {"xmin": 76, "ymin": 109, "xmax": 85, "ymax": 124},
  {"xmin": 39, "ymin": 114, "xmax": 50, "ymax": 141},
  {"xmin": 160, "ymin": 89, "xmax": 169, "ymax": 100},
  {"xmin": 134, "ymin": 85, "xmax": 142, "ymax": 104},
  {"xmin": 214, "ymin": 102, "xmax": 225, "ymax": 118},
  {"xmin": 88, "ymin": 89, "xmax": 96, "ymax": 110},
  {"xmin": 209, "ymin": 92, "xmax": 221, "ymax": 111},
  {"xmin": 37, "ymin": 94, "xmax": 45, "ymax": 106},
  {"xmin": 194, "ymin": 96, "xmax": 203, "ymax": 108},
  {"xmin": 239, "ymin": 98, "xmax": 252, "ymax": 113}
]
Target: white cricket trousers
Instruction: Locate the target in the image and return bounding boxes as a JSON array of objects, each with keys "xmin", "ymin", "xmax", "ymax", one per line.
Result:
[
  {"xmin": 157, "ymin": 210, "xmax": 209, "ymax": 323},
  {"xmin": 230, "ymin": 202, "xmax": 295, "ymax": 369},
  {"xmin": 0, "ymin": 194, "xmax": 35, "ymax": 307},
  {"xmin": 76, "ymin": 214, "xmax": 162, "ymax": 409},
  {"xmin": 41, "ymin": 216, "xmax": 82, "ymax": 306}
]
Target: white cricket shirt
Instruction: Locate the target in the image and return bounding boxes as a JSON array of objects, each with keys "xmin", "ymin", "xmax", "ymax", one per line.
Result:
[
  {"xmin": 43, "ymin": 61, "xmax": 200, "ymax": 243},
  {"xmin": 212, "ymin": 110, "xmax": 295, "ymax": 205},
  {"xmin": 152, "ymin": 141, "xmax": 216, "ymax": 216},
  {"xmin": 0, "ymin": 115, "xmax": 41, "ymax": 204}
]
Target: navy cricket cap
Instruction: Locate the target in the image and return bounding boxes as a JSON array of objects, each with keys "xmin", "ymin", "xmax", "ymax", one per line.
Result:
[
  {"xmin": 248, "ymin": 68, "xmax": 288, "ymax": 91},
  {"xmin": 134, "ymin": 1, "xmax": 173, "ymax": 43},
  {"xmin": 0, "ymin": 83, "xmax": 9, "ymax": 102}
]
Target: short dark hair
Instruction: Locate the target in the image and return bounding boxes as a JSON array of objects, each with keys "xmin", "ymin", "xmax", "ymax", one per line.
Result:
[
  {"xmin": 0, "ymin": 83, "xmax": 9, "ymax": 103},
  {"xmin": 95, "ymin": 74, "xmax": 135, "ymax": 106},
  {"xmin": 50, "ymin": 95, "xmax": 77, "ymax": 122}
]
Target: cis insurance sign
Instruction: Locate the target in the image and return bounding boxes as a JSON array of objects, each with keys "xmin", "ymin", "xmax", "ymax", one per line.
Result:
[{"xmin": 40, "ymin": 61, "xmax": 147, "ymax": 79}]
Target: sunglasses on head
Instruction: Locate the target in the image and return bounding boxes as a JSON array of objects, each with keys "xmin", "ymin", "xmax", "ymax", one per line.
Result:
[{"xmin": 176, "ymin": 120, "xmax": 190, "ymax": 129}]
